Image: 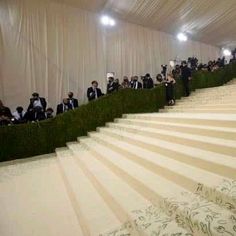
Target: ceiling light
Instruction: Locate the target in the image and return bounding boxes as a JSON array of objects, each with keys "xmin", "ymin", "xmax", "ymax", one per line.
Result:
[
  {"xmin": 101, "ymin": 16, "xmax": 110, "ymax": 25},
  {"xmin": 223, "ymin": 49, "xmax": 231, "ymax": 56},
  {"xmin": 101, "ymin": 15, "xmax": 116, "ymax": 26},
  {"xmin": 109, "ymin": 19, "xmax": 116, "ymax": 26},
  {"xmin": 177, "ymin": 33, "xmax": 188, "ymax": 42}
]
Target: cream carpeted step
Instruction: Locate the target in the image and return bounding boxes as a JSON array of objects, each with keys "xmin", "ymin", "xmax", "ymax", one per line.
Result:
[
  {"xmin": 0, "ymin": 154, "xmax": 84, "ymax": 236},
  {"xmin": 124, "ymin": 113, "xmax": 236, "ymax": 127},
  {"xmin": 67, "ymin": 142, "xmax": 191, "ymax": 235},
  {"xmin": 165, "ymin": 104, "xmax": 236, "ymax": 109},
  {"xmin": 115, "ymin": 118, "xmax": 236, "ymax": 140},
  {"xmin": 56, "ymin": 147, "xmax": 121, "ymax": 235},
  {"xmin": 78, "ymin": 137, "xmax": 236, "ymax": 235},
  {"xmin": 88, "ymin": 130, "xmax": 236, "ymax": 211},
  {"xmin": 95, "ymin": 126, "xmax": 236, "ymax": 179},
  {"xmin": 106, "ymin": 122, "xmax": 236, "ymax": 156},
  {"xmin": 160, "ymin": 109, "xmax": 236, "ymax": 113}
]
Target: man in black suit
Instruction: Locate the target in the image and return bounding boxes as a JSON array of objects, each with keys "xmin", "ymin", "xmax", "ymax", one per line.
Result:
[
  {"xmin": 131, "ymin": 76, "xmax": 142, "ymax": 89},
  {"xmin": 68, "ymin": 92, "xmax": 79, "ymax": 109},
  {"xmin": 27, "ymin": 93, "xmax": 47, "ymax": 112},
  {"xmin": 181, "ymin": 61, "xmax": 192, "ymax": 97},
  {"xmin": 87, "ymin": 81, "xmax": 103, "ymax": 101},
  {"xmin": 27, "ymin": 92, "xmax": 47, "ymax": 121},
  {"xmin": 142, "ymin": 73, "xmax": 154, "ymax": 89},
  {"xmin": 56, "ymin": 98, "xmax": 72, "ymax": 115},
  {"xmin": 107, "ymin": 77, "xmax": 117, "ymax": 94}
]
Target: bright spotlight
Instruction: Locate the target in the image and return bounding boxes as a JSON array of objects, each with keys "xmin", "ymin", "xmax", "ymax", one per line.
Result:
[
  {"xmin": 101, "ymin": 15, "xmax": 116, "ymax": 26},
  {"xmin": 101, "ymin": 16, "xmax": 110, "ymax": 25},
  {"xmin": 223, "ymin": 49, "xmax": 232, "ymax": 56},
  {"xmin": 109, "ymin": 19, "xmax": 116, "ymax": 26},
  {"xmin": 177, "ymin": 33, "xmax": 188, "ymax": 42}
]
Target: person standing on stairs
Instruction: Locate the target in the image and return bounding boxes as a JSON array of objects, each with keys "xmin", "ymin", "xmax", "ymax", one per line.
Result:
[{"xmin": 181, "ymin": 61, "xmax": 192, "ymax": 97}]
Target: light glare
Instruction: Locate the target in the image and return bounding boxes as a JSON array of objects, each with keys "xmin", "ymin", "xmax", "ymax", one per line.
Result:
[
  {"xmin": 177, "ymin": 33, "xmax": 188, "ymax": 42},
  {"xmin": 101, "ymin": 16, "xmax": 110, "ymax": 25},
  {"xmin": 101, "ymin": 15, "xmax": 116, "ymax": 26},
  {"xmin": 223, "ymin": 49, "xmax": 231, "ymax": 56}
]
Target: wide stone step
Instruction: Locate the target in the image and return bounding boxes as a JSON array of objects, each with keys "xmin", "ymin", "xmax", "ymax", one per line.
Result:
[
  {"xmin": 78, "ymin": 137, "xmax": 236, "ymax": 235},
  {"xmin": 107, "ymin": 123, "xmax": 236, "ymax": 156},
  {"xmin": 88, "ymin": 131, "xmax": 236, "ymax": 212},
  {"xmin": 165, "ymin": 104, "xmax": 236, "ymax": 109},
  {"xmin": 160, "ymin": 109, "xmax": 236, "ymax": 114},
  {"xmin": 115, "ymin": 118, "xmax": 236, "ymax": 140},
  {"xmin": 93, "ymin": 128, "xmax": 236, "ymax": 178},
  {"xmin": 67, "ymin": 142, "xmax": 191, "ymax": 235},
  {"xmin": 124, "ymin": 113, "xmax": 236, "ymax": 128},
  {"xmin": 56, "ymin": 147, "xmax": 121, "ymax": 235}
]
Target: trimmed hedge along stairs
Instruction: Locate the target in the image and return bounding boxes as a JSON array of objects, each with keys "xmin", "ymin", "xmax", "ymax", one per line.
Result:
[{"xmin": 0, "ymin": 62, "xmax": 236, "ymax": 162}]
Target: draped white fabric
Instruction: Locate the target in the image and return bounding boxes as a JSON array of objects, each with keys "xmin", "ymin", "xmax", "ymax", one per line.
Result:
[{"xmin": 0, "ymin": 0, "xmax": 220, "ymax": 110}]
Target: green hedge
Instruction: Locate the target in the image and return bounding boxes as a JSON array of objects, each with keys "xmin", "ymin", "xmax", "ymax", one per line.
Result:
[{"xmin": 1, "ymin": 62, "xmax": 236, "ymax": 162}]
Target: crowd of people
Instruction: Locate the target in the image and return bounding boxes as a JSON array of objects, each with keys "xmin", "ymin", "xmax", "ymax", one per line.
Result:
[{"xmin": 0, "ymin": 55, "xmax": 232, "ymax": 126}]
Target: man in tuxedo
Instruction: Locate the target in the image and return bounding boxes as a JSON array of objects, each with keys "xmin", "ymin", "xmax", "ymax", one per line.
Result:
[
  {"xmin": 27, "ymin": 92, "xmax": 47, "ymax": 121},
  {"xmin": 131, "ymin": 76, "xmax": 142, "ymax": 90},
  {"xmin": 57, "ymin": 98, "xmax": 72, "ymax": 115},
  {"xmin": 87, "ymin": 81, "xmax": 103, "ymax": 101},
  {"xmin": 27, "ymin": 92, "xmax": 47, "ymax": 112},
  {"xmin": 142, "ymin": 73, "xmax": 154, "ymax": 89},
  {"xmin": 181, "ymin": 61, "xmax": 192, "ymax": 97},
  {"xmin": 107, "ymin": 77, "xmax": 117, "ymax": 94},
  {"xmin": 68, "ymin": 92, "xmax": 79, "ymax": 110}
]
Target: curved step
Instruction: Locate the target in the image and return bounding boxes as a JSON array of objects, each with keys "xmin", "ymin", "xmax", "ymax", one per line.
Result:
[
  {"xmin": 115, "ymin": 118, "xmax": 236, "ymax": 140},
  {"xmin": 78, "ymin": 138, "xmax": 236, "ymax": 236},
  {"xmin": 107, "ymin": 122, "xmax": 236, "ymax": 156},
  {"xmin": 124, "ymin": 113, "xmax": 236, "ymax": 128},
  {"xmin": 67, "ymin": 142, "xmax": 191, "ymax": 235},
  {"xmin": 56, "ymin": 147, "xmax": 121, "ymax": 235},
  {"xmin": 88, "ymin": 131, "xmax": 236, "ymax": 213}
]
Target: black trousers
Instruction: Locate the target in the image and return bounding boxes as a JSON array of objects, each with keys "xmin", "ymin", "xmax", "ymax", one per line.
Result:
[
  {"xmin": 166, "ymin": 83, "xmax": 174, "ymax": 101},
  {"xmin": 183, "ymin": 79, "xmax": 190, "ymax": 96}
]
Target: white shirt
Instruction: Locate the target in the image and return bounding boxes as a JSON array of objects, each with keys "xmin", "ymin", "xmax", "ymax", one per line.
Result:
[
  {"xmin": 33, "ymin": 99, "xmax": 43, "ymax": 108},
  {"xmin": 13, "ymin": 111, "xmax": 25, "ymax": 120}
]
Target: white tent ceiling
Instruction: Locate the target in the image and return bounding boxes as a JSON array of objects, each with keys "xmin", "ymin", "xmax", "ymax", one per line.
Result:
[{"xmin": 54, "ymin": 0, "xmax": 236, "ymax": 48}]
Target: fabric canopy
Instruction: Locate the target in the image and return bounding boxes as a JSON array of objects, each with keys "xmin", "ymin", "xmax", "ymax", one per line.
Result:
[{"xmin": 0, "ymin": 0, "xmax": 220, "ymax": 111}]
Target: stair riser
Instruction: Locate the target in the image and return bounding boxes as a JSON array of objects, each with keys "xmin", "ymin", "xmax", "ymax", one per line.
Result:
[
  {"xmin": 160, "ymin": 109, "xmax": 236, "ymax": 114},
  {"xmin": 116, "ymin": 120, "xmax": 236, "ymax": 140},
  {"xmin": 108, "ymin": 125, "xmax": 236, "ymax": 156},
  {"xmin": 80, "ymin": 139, "xmax": 236, "ymax": 235},
  {"xmin": 69, "ymin": 143, "xmax": 191, "ymax": 235},
  {"xmin": 165, "ymin": 105, "xmax": 236, "ymax": 109},
  {"xmin": 89, "ymin": 133, "xmax": 234, "ymax": 206},
  {"xmin": 93, "ymin": 131, "xmax": 236, "ymax": 179},
  {"xmin": 124, "ymin": 116, "xmax": 236, "ymax": 128}
]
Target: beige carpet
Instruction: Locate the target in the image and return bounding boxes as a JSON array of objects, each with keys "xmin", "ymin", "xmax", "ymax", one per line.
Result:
[{"xmin": 0, "ymin": 80, "xmax": 236, "ymax": 236}]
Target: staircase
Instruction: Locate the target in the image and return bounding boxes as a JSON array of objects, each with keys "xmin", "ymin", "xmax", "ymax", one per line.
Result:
[{"xmin": 0, "ymin": 80, "xmax": 236, "ymax": 236}]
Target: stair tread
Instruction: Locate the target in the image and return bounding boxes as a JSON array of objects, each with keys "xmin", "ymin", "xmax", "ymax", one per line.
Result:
[
  {"xmin": 109, "ymin": 122, "xmax": 236, "ymax": 148},
  {"xmin": 125, "ymin": 113, "xmax": 236, "ymax": 121},
  {"xmin": 89, "ymin": 131, "xmax": 233, "ymax": 189},
  {"xmin": 118, "ymin": 118, "xmax": 236, "ymax": 132},
  {"xmin": 57, "ymin": 149, "xmax": 121, "ymax": 235},
  {"xmin": 69, "ymin": 143, "xmax": 194, "ymax": 235},
  {"xmin": 97, "ymin": 127, "xmax": 236, "ymax": 173},
  {"xmin": 79, "ymin": 138, "xmax": 236, "ymax": 235}
]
